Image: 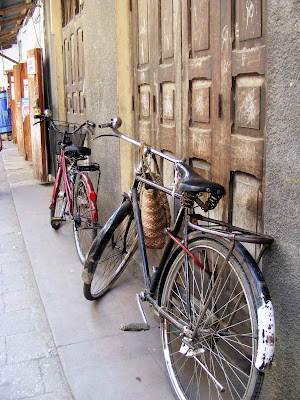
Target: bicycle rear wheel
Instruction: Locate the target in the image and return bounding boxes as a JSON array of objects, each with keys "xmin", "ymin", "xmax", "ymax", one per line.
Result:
[
  {"xmin": 83, "ymin": 201, "xmax": 137, "ymax": 300},
  {"xmin": 73, "ymin": 174, "xmax": 98, "ymax": 264},
  {"xmin": 160, "ymin": 235, "xmax": 263, "ymax": 400}
]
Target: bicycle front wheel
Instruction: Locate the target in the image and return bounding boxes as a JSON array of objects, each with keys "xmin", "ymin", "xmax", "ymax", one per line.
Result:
[
  {"xmin": 73, "ymin": 174, "xmax": 98, "ymax": 264},
  {"xmin": 50, "ymin": 174, "xmax": 66, "ymax": 230},
  {"xmin": 161, "ymin": 235, "xmax": 263, "ymax": 400},
  {"xmin": 83, "ymin": 201, "xmax": 138, "ymax": 300}
]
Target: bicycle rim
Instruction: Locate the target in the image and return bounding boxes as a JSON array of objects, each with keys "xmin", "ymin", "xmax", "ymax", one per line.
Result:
[
  {"xmin": 86, "ymin": 203, "xmax": 137, "ymax": 299},
  {"xmin": 161, "ymin": 236, "xmax": 262, "ymax": 400}
]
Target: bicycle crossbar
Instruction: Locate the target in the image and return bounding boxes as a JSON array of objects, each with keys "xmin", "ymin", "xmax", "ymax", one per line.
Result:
[
  {"xmin": 111, "ymin": 128, "xmax": 182, "ymax": 164},
  {"xmin": 136, "ymin": 175, "xmax": 181, "ymax": 199}
]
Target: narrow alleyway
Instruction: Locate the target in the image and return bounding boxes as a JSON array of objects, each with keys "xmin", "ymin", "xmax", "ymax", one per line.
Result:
[{"xmin": 0, "ymin": 140, "xmax": 174, "ymax": 400}]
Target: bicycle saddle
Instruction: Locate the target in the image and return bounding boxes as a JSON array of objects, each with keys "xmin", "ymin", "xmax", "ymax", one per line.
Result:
[
  {"xmin": 177, "ymin": 163, "xmax": 226, "ymax": 195},
  {"xmin": 64, "ymin": 145, "xmax": 91, "ymax": 157}
]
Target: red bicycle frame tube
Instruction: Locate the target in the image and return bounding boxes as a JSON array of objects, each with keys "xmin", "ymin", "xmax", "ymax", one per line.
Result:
[
  {"xmin": 166, "ymin": 230, "xmax": 212, "ymax": 275},
  {"xmin": 49, "ymin": 149, "xmax": 72, "ymax": 212}
]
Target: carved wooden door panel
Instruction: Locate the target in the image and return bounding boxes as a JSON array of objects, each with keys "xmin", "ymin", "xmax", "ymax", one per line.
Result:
[
  {"xmin": 154, "ymin": 0, "xmax": 182, "ymax": 156},
  {"xmin": 132, "ymin": 0, "xmax": 267, "ymax": 233},
  {"xmin": 229, "ymin": 0, "xmax": 267, "ymax": 234},
  {"xmin": 132, "ymin": 0, "xmax": 182, "ymax": 155},
  {"xmin": 62, "ymin": 13, "xmax": 85, "ymax": 124},
  {"xmin": 181, "ymin": 0, "xmax": 224, "ymax": 219},
  {"xmin": 132, "ymin": 0, "xmax": 157, "ymax": 147}
]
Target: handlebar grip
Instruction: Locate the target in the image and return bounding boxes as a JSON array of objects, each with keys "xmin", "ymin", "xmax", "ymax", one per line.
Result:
[
  {"xmin": 34, "ymin": 115, "xmax": 44, "ymax": 119},
  {"xmin": 98, "ymin": 117, "xmax": 122, "ymax": 130}
]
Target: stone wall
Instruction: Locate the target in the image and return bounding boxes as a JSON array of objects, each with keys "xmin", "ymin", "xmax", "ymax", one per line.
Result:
[
  {"xmin": 261, "ymin": 1, "xmax": 300, "ymax": 399},
  {"xmin": 83, "ymin": 0, "xmax": 121, "ymax": 223}
]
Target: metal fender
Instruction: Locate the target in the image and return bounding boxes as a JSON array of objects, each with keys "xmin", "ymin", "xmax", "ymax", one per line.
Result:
[
  {"xmin": 80, "ymin": 172, "xmax": 98, "ymax": 222},
  {"xmin": 82, "ymin": 200, "xmax": 133, "ymax": 284},
  {"xmin": 255, "ymin": 300, "xmax": 275, "ymax": 370}
]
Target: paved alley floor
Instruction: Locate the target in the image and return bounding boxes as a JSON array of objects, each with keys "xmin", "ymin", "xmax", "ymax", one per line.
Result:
[{"xmin": 0, "ymin": 140, "xmax": 175, "ymax": 400}]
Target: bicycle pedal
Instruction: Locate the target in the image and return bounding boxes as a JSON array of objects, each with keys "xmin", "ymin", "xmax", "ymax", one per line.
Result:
[
  {"xmin": 120, "ymin": 293, "xmax": 150, "ymax": 332},
  {"xmin": 120, "ymin": 323, "xmax": 150, "ymax": 331}
]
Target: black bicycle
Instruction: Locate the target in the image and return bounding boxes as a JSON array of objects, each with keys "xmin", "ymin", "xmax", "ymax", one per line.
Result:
[{"xmin": 82, "ymin": 117, "xmax": 275, "ymax": 400}]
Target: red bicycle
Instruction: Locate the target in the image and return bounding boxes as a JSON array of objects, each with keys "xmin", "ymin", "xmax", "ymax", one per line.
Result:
[{"xmin": 34, "ymin": 111, "xmax": 100, "ymax": 264}]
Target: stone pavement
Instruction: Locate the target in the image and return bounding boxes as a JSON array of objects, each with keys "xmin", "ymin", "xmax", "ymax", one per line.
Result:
[
  {"xmin": 0, "ymin": 140, "xmax": 175, "ymax": 400},
  {"xmin": 0, "ymin": 142, "xmax": 73, "ymax": 400}
]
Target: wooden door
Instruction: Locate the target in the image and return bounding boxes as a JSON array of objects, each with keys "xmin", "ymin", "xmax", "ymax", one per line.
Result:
[
  {"xmin": 27, "ymin": 48, "xmax": 47, "ymax": 182},
  {"xmin": 13, "ymin": 63, "xmax": 23, "ymax": 153},
  {"xmin": 7, "ymin": 71, "xmax": 17, "ymax": 143},
  {"xmin": 21, "ymin": 68, "xmax": 31, "ymax": 161},
  {"xmin": 62, "ymin": 13, "xmax": 86, "ymax": 124},
  {"xmin": 132, "ymin": 0, "xmax": 267, "ymax": 233},
  {"xmin": 228, "ymin": 0, "xmax": 267, "ymax": 234}
]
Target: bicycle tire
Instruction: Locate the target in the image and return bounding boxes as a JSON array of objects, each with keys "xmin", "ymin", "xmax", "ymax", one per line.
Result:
[
  {"xmin": 73, "ymin": 173, "xmax": 98, "ymax": 264},
  {"xmin": 160, "ymin": 234, "xmax": 264, "ymax": 400},
  {"xmin": 50, "ymin": 172, "xmax": 66, "ymax": 230},
  {"xmin": 83, "ymin": 201, "xmax": 137, "ymax": 300}
]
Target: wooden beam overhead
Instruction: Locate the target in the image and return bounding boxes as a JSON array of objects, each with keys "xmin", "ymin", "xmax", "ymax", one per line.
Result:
[
  {"xmin": 0, "ymin": 16, "xmax": 24, "ymax": 26},
  {"xmin": 0, "ymin": 32, "xmax": 17, "ymax": 40},
  {"xmin": 0, "ymin": 1, "xmax": 36, "ymax": 49},
  {"xmin": 0, "ymin": 26, "xmax": 20, "ymax": 38},
  {"xmin": 0, "ymin": 3, "xmax": 34, "ymax": 16}
]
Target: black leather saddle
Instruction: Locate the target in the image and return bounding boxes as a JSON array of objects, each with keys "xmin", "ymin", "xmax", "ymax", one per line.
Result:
[
  {"xmin": 177, "ymin": 163, "xmax": 226, "ymax": 196},
  {"xmin": 64, "ymin": 145, "xmax": 91, "ymax": 157}
]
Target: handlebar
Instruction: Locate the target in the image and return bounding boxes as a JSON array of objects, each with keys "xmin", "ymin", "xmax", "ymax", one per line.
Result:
[
  {"xmin": 33, "ymin": 113, "xmax": 96, "ymax": 134},
  {"xmin": 96, "ymin": 117, "xmax": 182, "ymax": 164}
]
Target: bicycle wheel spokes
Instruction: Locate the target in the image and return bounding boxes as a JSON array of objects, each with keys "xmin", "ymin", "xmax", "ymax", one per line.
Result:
[{"xmin": 161, "ymin": 237, "xmax": 261, "ymax": 400}]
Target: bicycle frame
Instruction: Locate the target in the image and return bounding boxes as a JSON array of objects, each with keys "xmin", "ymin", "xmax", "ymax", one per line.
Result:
[{"xmin": 49, "ymin": 148, "xmax": 73, "ymax": 216}]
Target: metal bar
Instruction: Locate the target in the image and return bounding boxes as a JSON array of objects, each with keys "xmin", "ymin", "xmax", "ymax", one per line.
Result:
[
  {"xmin": 192, "ymin": 356, "xmax": 225, "ymax": 392},
  {"xmin": 166, "ymin": 230, "xmax": 211, "ymax": 275},
  {"xmin": 149, "ymin": 207, "xmax": 186, "ymax": 293},
  {"xmin": 136, "ymin": 175, "xmax": 182, "ymax": 199},
  {"xmin": 145, "ymin": 292, "xmax": 193, "ymax": 337},
  {"xmin": 111, "ymin": 128, "xmax": 182, "ymax": 164},
  {"xmin": 188, "ymin": 220, "xmax": 273, "ymax": 245},
  {"xmin": 184, "ymin": 212, "xmax": 192, "ymax": 322},
  {"xmin": 131, "ymin": 186, "xmax": 151, "ymax": 291},
  {"xmin": 0, "ymin": 52, "xmax": 18, "ymax": 64},
  {"xmin": 136, "ymin": 293, "xmax": 148, "ymax": 324}
]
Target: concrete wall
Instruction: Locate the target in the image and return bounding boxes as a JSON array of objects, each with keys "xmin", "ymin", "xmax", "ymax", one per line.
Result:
[
  {"xmin": 261, "ymin": 1, "xmax": 300, "ymax": 399},
  {"xmin": 83, "ymin": 0, "xmax": 121, "ymax": 223}
]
